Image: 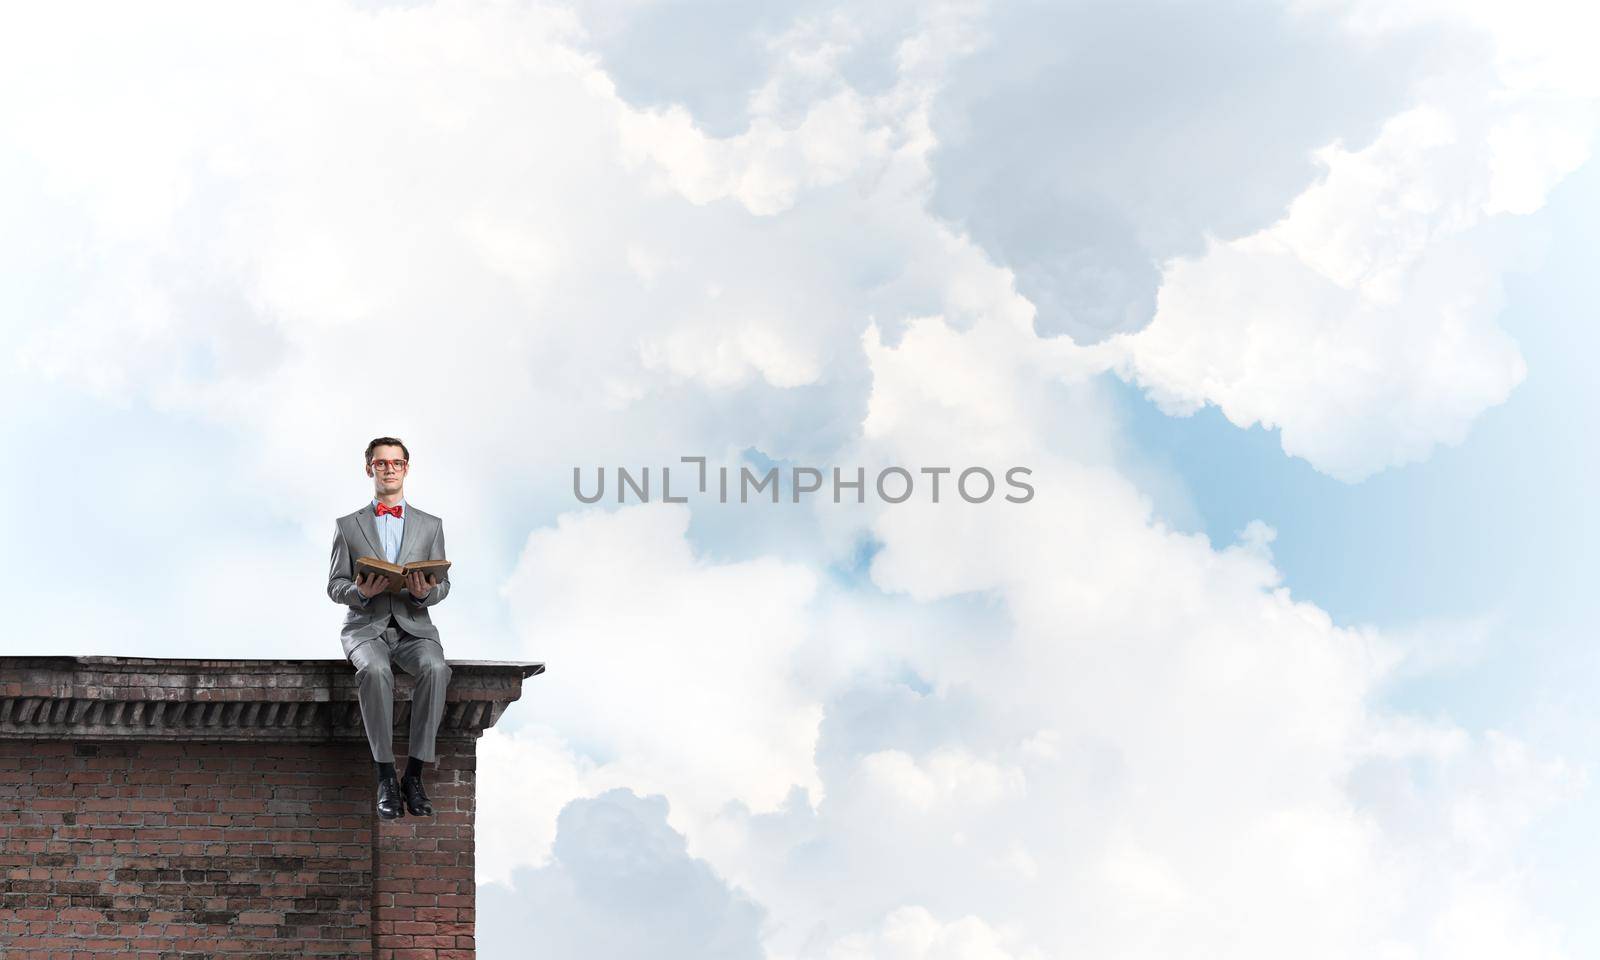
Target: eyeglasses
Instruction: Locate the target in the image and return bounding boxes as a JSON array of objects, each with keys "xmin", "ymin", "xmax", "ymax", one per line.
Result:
[{"xmin": 370, "ymin": 459, "xmax": 408, "ymax": 471}]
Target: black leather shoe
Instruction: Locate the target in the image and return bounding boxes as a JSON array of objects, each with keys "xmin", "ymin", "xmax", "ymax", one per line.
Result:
[
  {"xmin": 377, "ymin": 773, "xmax": 404, "ymax": 820},
  {"xmin": 400, "ymin": 773, "xmax": 434, "ymax": 817}
]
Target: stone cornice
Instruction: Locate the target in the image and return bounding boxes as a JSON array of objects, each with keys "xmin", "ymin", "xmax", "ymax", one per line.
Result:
[{"xmin": 0, "ymin": 655, "xmax": 543, "ymax": 742}]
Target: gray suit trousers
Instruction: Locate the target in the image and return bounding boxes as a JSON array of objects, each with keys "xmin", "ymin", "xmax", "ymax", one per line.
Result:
[{"xmin": 348, "ymin": 622, "xmax": 453, "ymax": 764}]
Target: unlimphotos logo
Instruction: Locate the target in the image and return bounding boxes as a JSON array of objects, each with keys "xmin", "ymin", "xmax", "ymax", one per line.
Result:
[{"xmin": 574, "ymin": 457, "xmax": 1034, "ymax": 504}]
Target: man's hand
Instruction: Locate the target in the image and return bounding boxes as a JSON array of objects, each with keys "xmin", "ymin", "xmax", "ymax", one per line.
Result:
[
  {"xmin": 405, "ymin": 570, "xmax": 436, "ymax": 600},
  {"xmin": 356, "ymin": 572, "xmax": 389, "ymax": 599}
]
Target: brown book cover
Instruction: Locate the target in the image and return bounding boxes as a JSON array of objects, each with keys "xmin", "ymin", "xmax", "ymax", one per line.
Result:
[{"xmin": 355, "ymin": 556, "xmax": 452, "ymax": 595}]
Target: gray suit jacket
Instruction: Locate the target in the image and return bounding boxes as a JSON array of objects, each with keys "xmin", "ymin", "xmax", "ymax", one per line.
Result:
[{"xmin": 328, "ymin": 503, "xmax": 451, "ymax": 661}]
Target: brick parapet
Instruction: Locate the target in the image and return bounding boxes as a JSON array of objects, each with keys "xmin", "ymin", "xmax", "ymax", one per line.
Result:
[
  {"xmin": 0, "ymin": 655, "xmax": 540, "ymax": 959},
  {"xmin": 0, "ymin": 656, "xmax": 541, "ymax": 743}
]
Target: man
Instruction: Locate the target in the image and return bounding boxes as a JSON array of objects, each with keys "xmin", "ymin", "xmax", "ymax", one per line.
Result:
[{"xmin": 327, "ymin": 436, "xmax": 453, "ymax": 821}]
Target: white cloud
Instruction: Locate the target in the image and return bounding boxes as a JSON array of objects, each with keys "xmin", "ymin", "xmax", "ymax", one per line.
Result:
[
  {"xmin": 477, "ymin": 788, "xmax": 769, "ymax": 959},
  {"xmin": 500, "ymin": 502, "xmax": 825, "ymax": 829},
  {"xmin": 855, "ymin": 747, "xmax": 1026, "ymax": 812},
  {"xmin": 921, "ymin": 0, "xmax": 1430, "ymax": 344},
  {"xmin": 0, "ymin": 2, "xmax": 1583, "ymax": 957},
  {"xmin": 1106, "ymin": 0, "xmax": 1598, "ymax": 480},
  {"xmin": 703, "ymin": 307, "xmax": 1569, "ymax": 959},
  {"xmin": 483, "ymin": 304, "xmax": 1577, "ymax": 959},
  {"xmin": 822, "ymin": 905, "xmax": 1045, "ymax": 960},
  {"xmin": 476, "ymin": 723, "xmax": 601, "ymax": 886},
  {"xmin": 0, "ymin": 0, "xmax": 1010, "ymax": 656}
]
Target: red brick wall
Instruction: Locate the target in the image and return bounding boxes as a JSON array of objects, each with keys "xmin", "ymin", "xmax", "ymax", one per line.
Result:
[
  {"xmin": 373, "ymin": 741, "xmax": 476, "ymax": 959},
  {"xmin": 0, "ymin": 734, "xmax": 476, "ymax": 958}
]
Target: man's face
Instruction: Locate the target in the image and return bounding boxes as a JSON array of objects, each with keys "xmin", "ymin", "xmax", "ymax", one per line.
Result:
[{"xmin": 367, "ymin": 445, "xmax": 408, "ymax": 495}]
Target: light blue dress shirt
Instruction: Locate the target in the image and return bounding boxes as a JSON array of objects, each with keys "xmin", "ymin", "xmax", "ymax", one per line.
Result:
[{"xmin": 372, "ymin": 497, "xmax": 406, "ymax": 563}]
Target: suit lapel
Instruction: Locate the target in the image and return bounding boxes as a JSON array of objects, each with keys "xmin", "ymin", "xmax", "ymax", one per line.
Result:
[
  {"xmin": 354, "ymin": 503, "xmax": 384, "ymax": 559},
  {"xmin": 396, "ymin": 506, "xmax": 422, "ymax": 564}
]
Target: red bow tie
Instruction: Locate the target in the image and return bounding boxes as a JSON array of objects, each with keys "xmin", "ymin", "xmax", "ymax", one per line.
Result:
[{"xmin": 375, "ymin": 503, "xmax": 403, "ymax": 518}]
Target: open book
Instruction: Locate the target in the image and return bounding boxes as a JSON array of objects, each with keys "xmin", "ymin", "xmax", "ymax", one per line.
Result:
[{"xmin": 355, "ymin": 556, "xmax": 452, "ymax": 595}]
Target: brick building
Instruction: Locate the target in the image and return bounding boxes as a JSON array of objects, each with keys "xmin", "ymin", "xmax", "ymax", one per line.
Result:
[{"xmin": 0, "ymin": 654, "xmax": 542, "ymax": 959}]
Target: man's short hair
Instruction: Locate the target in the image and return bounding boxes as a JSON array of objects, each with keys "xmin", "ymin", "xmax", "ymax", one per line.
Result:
[{"xmin": 365, "ymin": 436, "xmax": 411, "ymax": 464}]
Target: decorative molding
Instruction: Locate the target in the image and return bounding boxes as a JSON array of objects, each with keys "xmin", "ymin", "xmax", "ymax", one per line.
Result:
[{"xmin": 0, "ymin": 656, "xmax": 543, "ymax": 742}]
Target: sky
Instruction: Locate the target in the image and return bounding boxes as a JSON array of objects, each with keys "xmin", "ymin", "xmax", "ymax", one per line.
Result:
[{"xmin": 1, "ymin": 1, "xmax": 1596, "ymax": 957}]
